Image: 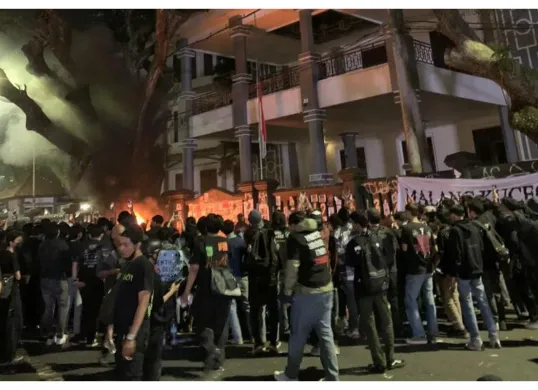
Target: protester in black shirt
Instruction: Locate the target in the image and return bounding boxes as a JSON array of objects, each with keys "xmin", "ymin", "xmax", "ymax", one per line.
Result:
[
  {"xmin": 147, "ymin": 215, "xmax": 164, "ymax": 239},
  {"xmin": 19, "ymin": 223, "xmax": 42, "ymax": 332},
  {"xmin": 244, "ymin": 210, "xmax": 280, "ymax": 354},
  {"xmin": 401, "ymin": 203, "xmax": 438, "ymax": 345},
  {"xmin": 345, "ymin": 212, "xmax": 405, "ymax": 374},
  {"xmin": 72, "ymin": 224, "xmax": 106, "ymax": 346},
  {"xmin": 436, "ymin": 208, "xmax": 467, "ymax": 338},
  {"xmin": 113, "ymin": 225, "xmax": 154, "ymax": 381},
  {"xmin": 446, "ymin": 204, "xmax": 501, "ymax": 351},
  {"xmin": 0, "ymin": 230, "xmax": 24, "ymax": 364},
  {"xmin": 181, "ymin": 213, "xmax": 233, "ymax": 375},
  {"xmin": 39, "ymin": 223, "xmax": 71, "ymax": 346}
]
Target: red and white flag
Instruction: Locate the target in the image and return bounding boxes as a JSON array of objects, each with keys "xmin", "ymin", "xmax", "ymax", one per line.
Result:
[{"xmin": 256, "ymin": 66, "xmax": 267, "ymax": 159}]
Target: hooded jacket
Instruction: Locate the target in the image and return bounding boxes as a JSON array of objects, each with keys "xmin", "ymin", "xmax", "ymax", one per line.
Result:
[
  {"xmin": 283, "ymin": 218, "xmax": 333, "ymax": 296},
  {"xmin": 445, "ymin": 219, "xmax": 484, "ymax": 279}
]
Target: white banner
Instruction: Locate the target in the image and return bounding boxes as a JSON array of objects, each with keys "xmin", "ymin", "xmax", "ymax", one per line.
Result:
[{"xmin": 397, "ymin": 172, "xmax": 538, "ymax": 211}]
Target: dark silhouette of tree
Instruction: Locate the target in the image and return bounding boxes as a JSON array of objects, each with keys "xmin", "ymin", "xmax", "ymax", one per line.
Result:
[{"xmin": 0, "ymin": 9, "xmax": 205, "ymax": 205}]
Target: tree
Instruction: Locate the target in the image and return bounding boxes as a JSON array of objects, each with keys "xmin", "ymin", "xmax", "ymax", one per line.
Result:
[
  {"xmin": 0, "ymin": 9, "xmax": 205, "ymax": 205},
  {"xmin": 432, "ymin": 10, "xmax": 538, "ymax": 143}
]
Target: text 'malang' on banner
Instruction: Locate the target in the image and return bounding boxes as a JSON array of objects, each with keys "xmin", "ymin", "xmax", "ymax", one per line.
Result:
[{"xmin": 396, "ymin": 172, "xmax": 538, "ymax": 211}]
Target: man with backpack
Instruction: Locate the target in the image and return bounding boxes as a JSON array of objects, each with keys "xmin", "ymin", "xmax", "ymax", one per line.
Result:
[
  {"xmin": 274, "ymin": 211, "xmax": 338, "ymax": 381},
  {"xmin": 367, "ymin": 208, "xmax": 403, "ymax": 338},
  {"xmin": 346, "ymin": 211, "xmax": 405, "ymax": 374},
  {"xmin": 244, "ymin": 210, "xmax": 280, "ymax": 355},
  {"xmin": 446, "ymin": 203, "xmax": 501, "ymax": 351},
  {"xmin": 400, "ymin": 203, "xmax": 438, "ymax": 345}
]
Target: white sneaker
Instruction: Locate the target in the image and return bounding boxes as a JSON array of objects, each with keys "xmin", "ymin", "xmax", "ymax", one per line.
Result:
[
  {"xmin": 525, "ymin": 320, "xmax": 538, "ymax": 330},
  {"xmin": 274, "ymin": 371, "xmax": 297, "ymax": 381},
  {"xmin": 104, "ymin": 339, "xmax": 116, "ymax": 355},
  {"xmin": 347, "ymin": 329, "xmax": 360, "ymax": 339},
  {"xmin": 55, "ymin": 334, "xmax": 68, "ymax": 346},
  {"xmin": 406, "ymin": 336, "xmax": 428, "ymax": 345}
]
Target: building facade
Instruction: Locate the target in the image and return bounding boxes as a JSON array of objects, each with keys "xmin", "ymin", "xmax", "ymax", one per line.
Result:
[{"xmin": 164, "ymin": 9, "xmax": 537, "ymax": 197}]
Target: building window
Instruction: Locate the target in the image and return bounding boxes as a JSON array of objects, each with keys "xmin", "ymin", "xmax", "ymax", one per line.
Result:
[
  {"xmin": 191, "ymin": 56, "xmax": 197, "ymax": 80},
  {"xmin": 203, "ymin": 53, "xmax": 214, "ymax": 76},
  {"xmin": 401, "ymin": 137, "xmax": 437, "ymax": 172},
  {"xmin": 216, "ymin": 56, "xmax": 235, "ymax": 73},
  {"xmin": 472, "ymin": 127, "xmax": 507, "ymax": 166},
  {"xmin": 173, "ymin": 112, "xmax": 179, "ymax": 143},
  {"xmin": 339, "ymin": 147, "xmax": 368, "ymax": 179},
  {"xmin": 200, "ymin": 168, "xmax": 217, "ymax": 193},
  {"xmin": 175, "ymin": 173, "xmax": 183, "ymax": 190}
]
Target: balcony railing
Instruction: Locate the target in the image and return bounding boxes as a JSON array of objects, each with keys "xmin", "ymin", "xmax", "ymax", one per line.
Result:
[{"xmin": 192, "ymin": 40, "xmax": 435, "ymax": 116}]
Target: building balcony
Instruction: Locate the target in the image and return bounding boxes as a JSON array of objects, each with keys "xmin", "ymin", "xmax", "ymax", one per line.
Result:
[
  {"xmin": 191, "ymin": 40, "xmax": 435, "ymax": 115},
  {"xmin": 180, "ymin": 39, "xmax": 505, "ymax": 139}
]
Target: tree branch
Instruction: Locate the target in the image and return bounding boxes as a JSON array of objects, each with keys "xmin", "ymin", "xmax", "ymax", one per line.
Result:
[
  {"xmin": 434, "ymin": 9, "xmax": 538, "ymax": 111},
  {"xmin": 0, "ymin": 68, "xmax": 89, "ymax": 158}
]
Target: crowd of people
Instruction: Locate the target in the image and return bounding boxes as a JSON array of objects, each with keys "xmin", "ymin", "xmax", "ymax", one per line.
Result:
[{"xmin": 1, "ymin": 193, "xmax": 538, "ymax": 381}]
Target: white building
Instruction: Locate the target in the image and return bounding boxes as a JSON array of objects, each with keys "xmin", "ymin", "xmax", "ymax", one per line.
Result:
[{"xmin": 164, "ymin": 9, "xmax": 538, "ymax": 197}]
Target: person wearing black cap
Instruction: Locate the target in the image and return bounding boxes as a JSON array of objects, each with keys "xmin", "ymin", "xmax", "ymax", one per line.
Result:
[
  {"xmin": 346, "ymin": 211, "xmax": 405, "ymax": 374},
  {"xmin": 113, "ymin": 225, "xmax": 154, "ymax": 381}
]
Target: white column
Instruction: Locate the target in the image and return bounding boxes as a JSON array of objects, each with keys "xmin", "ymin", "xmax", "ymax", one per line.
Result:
[
  {"xmin": 363, "ymin": 139, "xmax": 387, "ymax": 178},
  {"xmin": 429, "ymin": 124, "xmax": 459, "ymax": 171}
]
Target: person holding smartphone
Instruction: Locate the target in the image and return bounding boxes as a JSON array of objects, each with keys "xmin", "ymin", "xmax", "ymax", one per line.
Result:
[{"xmin": 113, "ymin": 226, "xmax": 154, "ymax": 381}]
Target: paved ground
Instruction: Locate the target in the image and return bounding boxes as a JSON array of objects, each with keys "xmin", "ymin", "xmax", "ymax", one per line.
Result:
[{"xmin": 2, "ymin": 321, "xmax": 538, "ymax": 381}]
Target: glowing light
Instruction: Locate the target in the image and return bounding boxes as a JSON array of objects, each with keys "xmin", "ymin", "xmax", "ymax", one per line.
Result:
[
  {"xmin": 134, "ymin": 211, "xmax": 145, "ymax": 226},
  {"xmin": 44, "ymin": 209, "xmax": 49, "ymax": 215},
  {"xmin": 80, "ymin": 203, "xmax": 91, "ymax": 212}
]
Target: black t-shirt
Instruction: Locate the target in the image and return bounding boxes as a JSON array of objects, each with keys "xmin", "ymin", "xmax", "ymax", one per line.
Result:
[
  {"xmin": 287, "ymin": 229, "xmax": 332, "ymax": 289},
  {"xmin": 0, "ymin": 250, "xmax": 20, "ymax": 275},
  {"xmin": 190, "ymin": 233, "xmax": 229, "ymax": 295},
  {"xmin": 113, "ymin": 255, "xmax": 154, "ymax": 332},
  {"xmin": 401, "ymin": 221, "xmax": 436, "ymax": 275},
  {"xmin": 76, "ymin": 238, "xmax": 105, "ymax": 283}
]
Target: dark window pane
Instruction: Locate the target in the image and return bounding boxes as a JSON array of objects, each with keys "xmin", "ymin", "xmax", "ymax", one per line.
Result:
[
  {"xmin": 472, "ymin": 127, "xmax": 506, "ymax": 165},
  {"xmin": 361, "ymin": 45, "xmax": 388, "ymax": 68},
  {"xmin": 203, "ymin": 53, "xmax": 213, "ymax": 76},
  {"xmin": 200, "ymin": 169, "xmax": 217, "ymax": 193},
  {"xmin": 191, "ymin": 56, "xmax": 197, "ymax": 80},
  {"xmin": 173, "ymin": 112, "xmax": 179, "ymax": 143},
  {"xmin": 175, "ymin": 173, "xmax": 183, "ymax": 190},
  {"xmin": 401, "ymin": 137, "xmax": 436, "ymax": 171}
]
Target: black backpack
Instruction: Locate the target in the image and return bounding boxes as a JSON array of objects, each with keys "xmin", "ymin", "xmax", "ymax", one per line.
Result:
[
  {"xmin": 472, "ymin": 220, "xmax": 510, "ymax": 264},
  {"xmin": 358, "ymin": 230, "xmax": 389, "ymax": 295},
  {"xmin": 246, "ymin": 229, "xmax": 277, "ymax": 270}
]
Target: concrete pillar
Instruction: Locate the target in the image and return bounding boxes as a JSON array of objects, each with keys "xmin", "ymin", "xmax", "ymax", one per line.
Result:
[
  {"xmin": 230, "ymin": 16, "xmax": 253, "ymax": 183},
  {"xmin": 340, "ymin": 132, "xmax": 358, "ymax": 169},
  {"xmin": 298, "ymin": 10, "xmax": 331, "ymax": 185},
  {"xmin": 499, "ymin": 105, "xmax": 519, "ymax": 162},
  {"xmin": 177, "ymin": 39, "xmax": 197, "ymax": 191}
]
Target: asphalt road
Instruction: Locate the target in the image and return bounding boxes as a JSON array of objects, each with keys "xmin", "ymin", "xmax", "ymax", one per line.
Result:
[{"xmin": 2, "ymin": 321, "xmax": 538, "ymax": 381}]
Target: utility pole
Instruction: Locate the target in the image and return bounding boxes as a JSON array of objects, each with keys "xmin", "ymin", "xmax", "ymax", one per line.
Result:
[{"xmin": 388, "ymin": 9, "xmax": 433, "ymax": 173}]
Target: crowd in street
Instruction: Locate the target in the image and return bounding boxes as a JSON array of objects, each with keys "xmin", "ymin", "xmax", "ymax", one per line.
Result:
[{"xmin": 1, "ymin": 193, "xmax": 538, "ymax": 381}]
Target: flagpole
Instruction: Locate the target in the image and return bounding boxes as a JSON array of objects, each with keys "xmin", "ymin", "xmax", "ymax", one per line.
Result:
[{"xmin": 256, "ymin": 60, "xmax": 264, "ymax": 180}]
